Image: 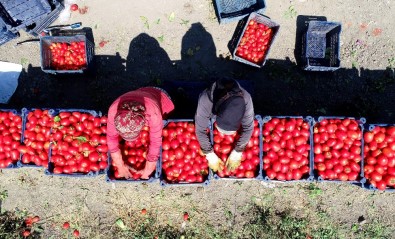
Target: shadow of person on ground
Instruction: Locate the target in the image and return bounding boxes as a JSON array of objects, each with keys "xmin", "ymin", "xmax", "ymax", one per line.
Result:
[
  {"xmin": 164, "ymin": 22, "xmax": 251, "ymax": 118},
  {"xmin": 126, "ymin": 33, "xmax": 175, "ymax": 86}
]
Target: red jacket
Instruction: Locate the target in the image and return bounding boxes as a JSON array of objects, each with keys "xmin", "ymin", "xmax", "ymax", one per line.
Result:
[{"xmin": 107, "ymin": 87, "xmax": 174, "ymax": 162}]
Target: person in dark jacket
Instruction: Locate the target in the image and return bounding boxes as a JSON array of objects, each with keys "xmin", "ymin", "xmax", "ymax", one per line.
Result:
[{"xmin": 195, "ymin": 78, "xmax": 254, "ymax": 172}]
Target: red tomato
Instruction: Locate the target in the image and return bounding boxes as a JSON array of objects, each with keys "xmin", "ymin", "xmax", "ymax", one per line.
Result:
[
  {"xmin": 375, "ymin": 180, "xmax": 387, "ymax": 190},
  {"xmin": 370, "ymin": 172, "xmax": 382, "ymax": 182}
]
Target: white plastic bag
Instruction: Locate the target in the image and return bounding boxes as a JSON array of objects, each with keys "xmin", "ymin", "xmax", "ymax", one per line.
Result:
[
  {"xmin": 0, "ymin": 61, "xmax": 22, "ymax": 104},
  {"xmin": 58, "ymin": 0, "xmax": 78, "ymax": 23}
]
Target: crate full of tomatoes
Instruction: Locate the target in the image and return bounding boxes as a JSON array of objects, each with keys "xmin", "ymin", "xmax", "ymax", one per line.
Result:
[
  {"xmin": 17, "ymin": 108, "xmax": 54, "ymax": 168},
  {"xmin": 160, "ymin": 120, "xmax": 210, "ymax": 186},
  {"xmin": 232, "ymin": 12, "xmax": 280, "ymax": 68},
  {"xmin": 46, "ymin": 110, "xmax": 108, "ymax": 177},
  {"xmin": 363, "ymin": 124, "xmax": 395, "ymax": 191},
  {"xmin": 0, "ymin": 109, "xmax": 23, "ymax": 169},
  {"xmin": 40, "ymin": 35, "xmax": 94, "ymax": 74},
  {"xmin": 212, "ymin": 116, "xmax": 261, "ymax": 179},
  {"xmin": 106, "ymin": 124, "xmax": 160, "ymax": 183},
  {"xmin": 262, "ymin": 116, "xmax": 313, "ymax": 182},
  {"xmin": 313, "ymin": 117, "xmax": 365, "ymax": 183}
]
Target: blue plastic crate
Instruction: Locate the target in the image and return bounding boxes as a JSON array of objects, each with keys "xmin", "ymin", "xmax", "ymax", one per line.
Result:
[
  {"xmin": 214, "ymin": 0, "xmax": 266, "ymax": 24},
  {"xmin": 45, "ymin": 109, "xmax": 107, "ymax": 177},
  {"xmin": 0, "ymin": 0, "xmax": 52, "ymax": 33},
  {"xmin": 17, "ymin": 108, "xmax": 55, "ymax": 168},
  {"xmin": 361, "ymin": 124, "xmax": 395, "ymax": 192},
  {"xmin": 0, "ymin": 108, "xmax": 23, "ymax": 169},
  {"xmin": 362, "ymin": 181, "xmax": 395, "ymax": 193},
  {"xmin": 302, "ymin": 21, "xmax": 341, "ymax": 71},
  {"xmin": 231, "ymin": 12, "xmax": 280, "ymax": 68},
  {"xmin": 105, "ymin": 153, "xmax": 160, "ymax": 184},
  {"xmin": 211, "ymin": 115, "xmax": 263, "ymax": 181},
  {"xmin": 261, "ymin": 116, "xmax": 315, "ymax": 183},
  {"xmin": 105, "ymin": 119, "xmax": 161, "ymax": 183},
  {"xmin": 312, "ymin": 116, "xmax": 366, "ymax": 185},
  {"xmin": 159, "ymin": 119, "xmax": 211, "ymax": 187},
  {"xmin": 25, "ymin": 0, "xmax": 64, "ymax": 36},
  {"xmin": 40, "ymin": 35, "xmax": 95, "ymax": 74}
]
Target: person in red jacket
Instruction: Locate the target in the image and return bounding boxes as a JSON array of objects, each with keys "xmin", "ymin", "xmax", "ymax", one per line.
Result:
[{"xmin": 107, "ymin": 87, "xmax": 174, "ymax": 179}]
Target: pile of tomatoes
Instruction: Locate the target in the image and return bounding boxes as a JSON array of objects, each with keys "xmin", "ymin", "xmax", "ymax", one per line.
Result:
[
  {"xmin": 161, "ymin": 122, "xmax": 208, "ymax": 183},
  {"xmin": 262, "ymin": 118, "xmax": 311, "ymax": 181},
  {"xmin": 363, "ymin": 126, "xmax": 395, "ymax": 190},
  {"xmin": 18, "ymin": 109, "xmax": 53, "ymax": 167},
  {"xmin": 313, "ymin": 118, "xmax": 362, "ymax": 181},
  {"xmin": 235, "ymin": 19, "xmax": 274, "ymax": 65},
  {"xmin": 213, "ymin": 120, "xmax": 260, "ymax": 178},
  {"xmin": 49, "ymin": 41, "xmax": 87, "ymax": 70},
  {"xmin": 49, "ymin": 111, "xmax": 108, "ymax": 175},
  {"xmin": 0, "ymin": 111, "xmax": 22, "ymax": 168},
  {"xmin": 111, "ymin": 125, "xmax": 150, "ymax": 180}
]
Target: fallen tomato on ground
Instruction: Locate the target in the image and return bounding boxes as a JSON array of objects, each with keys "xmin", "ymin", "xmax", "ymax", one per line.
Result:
[
  {"xmin": 70, "ymin": 4, "xmax": 78, "ymax": 11},
  {"xmin": 73, "ymin": 229, "xmax": 80, "ymax": 237},
  {"xmin": 63, "ymin": 221, "xmax": 70, "ymax": 229},
  {"xmin": 22, "ymin": 229, "xmax": 31, "ymax": 237},
  {"xmin": 183, "ymin": 212, "xmax": 189, "ymax": 221},
  {"xmin": 141, "ymin": 208, "xmax": 147, "ymax": 215}
]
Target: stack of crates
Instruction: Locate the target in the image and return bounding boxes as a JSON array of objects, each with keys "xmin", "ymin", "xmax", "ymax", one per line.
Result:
[
  {"xmin": 302, "ymin": 21, "xmax": 342, "ymax": 71},
  {"xmin": 0, "ymin": 0, "xmax": 64, "ymax": 46}
]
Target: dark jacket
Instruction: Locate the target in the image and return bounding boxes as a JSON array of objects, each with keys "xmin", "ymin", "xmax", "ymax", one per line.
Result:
[{"xmin": 194, "ymin": 81, "xmax": 254, "ymax": 154}]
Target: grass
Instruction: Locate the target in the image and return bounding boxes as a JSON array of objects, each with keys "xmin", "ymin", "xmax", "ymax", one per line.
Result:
[
  {"xmin": 283, "ymin": 5, "xmax": 297, "ymax": 19},
  {"xmin": 0, "ymin": 198, "xmax": 393, "ymax": 239},
  {"xmin": 353, "ymin": 220, "xmax": 394, "ymax": 239},
  {"xmin": 305, "ymin": 184, "xmax": 323, "ymax": 199}
]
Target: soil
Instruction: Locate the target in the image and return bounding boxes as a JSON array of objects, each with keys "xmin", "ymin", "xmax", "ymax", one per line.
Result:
[{"xmin": 0, "ymin": 0, "xmax": 395, "ymax": 238}]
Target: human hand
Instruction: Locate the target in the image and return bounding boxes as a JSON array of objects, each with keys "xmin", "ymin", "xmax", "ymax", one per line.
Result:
[
  {"xmin": 205, "ymin": 152, "xmax": 224, "ymax": 172},
  {"xmin": 137, "ymin": 161, "xmax": 157, "ymax": 179},
  {"xmin": 226, "ymin": 150, "xmax": 243, "ymax": 172},
  {"xmin": 111, "ymin": 151, "xmax": 133, "ymax": 179}
]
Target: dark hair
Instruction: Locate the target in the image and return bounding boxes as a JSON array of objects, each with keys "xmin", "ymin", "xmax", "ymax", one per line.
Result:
[{"xmin": 212, "ymin": 78, "xmax": 243, "ymax": 114}]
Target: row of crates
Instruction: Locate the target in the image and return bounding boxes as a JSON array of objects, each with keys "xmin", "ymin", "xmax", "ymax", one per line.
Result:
[{"xmin": 0, "ymin": 108, "xmax": 393, "ymax": 191}]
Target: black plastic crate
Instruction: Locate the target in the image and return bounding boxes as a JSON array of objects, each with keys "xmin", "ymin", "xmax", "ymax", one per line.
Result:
[
  {"xmin": 40, "ymin": 35, "xmax": 95, "ymax": 74},
  {"xmin": 231, "ymin": 12, "xmax": 280, "ymax": 68},
  {"xmin": 0, "ymin": 0, "xmax": 52, "ymax": 33},
  {"xmin": 214, "ymin": 0, "xmax": 266, "ymax": 24},
  {"xmin": 25, "ymin": 0, "xmax": 64, "ymax": 36},
  {"xmin": 302, "ymin": 21, "xmax": 341, "ymax": 71}
]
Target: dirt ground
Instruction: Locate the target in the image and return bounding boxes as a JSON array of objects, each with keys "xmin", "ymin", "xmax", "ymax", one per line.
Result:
[{"xmin": 0, "ymin": 0, "xmax": 395, "ymax": 238}]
